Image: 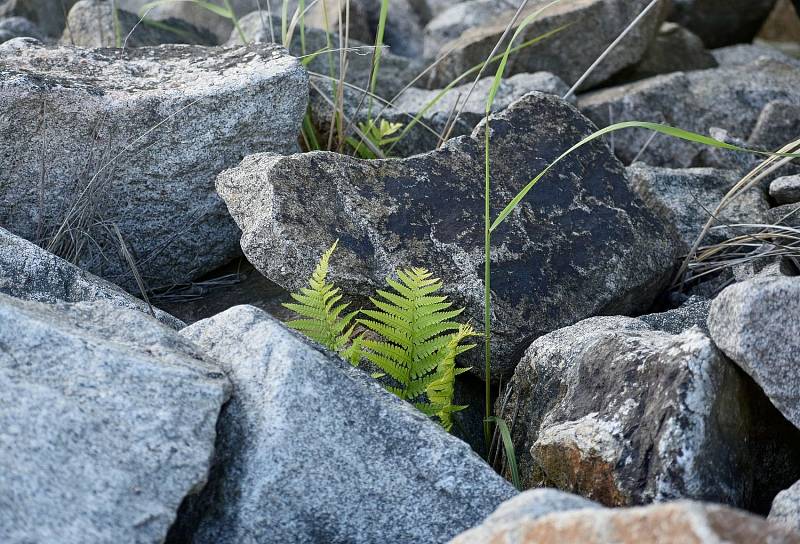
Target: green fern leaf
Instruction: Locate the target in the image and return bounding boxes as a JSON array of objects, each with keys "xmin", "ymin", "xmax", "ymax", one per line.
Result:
[
  {"xmin": 359, "ymin": 268, "xmax": 477, "ymax": 431},
  {"xmin": 282, "ymin": 241, "xmax": 360, "ymax": 366}
]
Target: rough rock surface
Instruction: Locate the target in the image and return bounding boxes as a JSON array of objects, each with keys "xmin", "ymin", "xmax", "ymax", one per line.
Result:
[
  {"xmin": 170, "ymin": 305, "xmax": 516, "ymax": 544},
  {"xmin": 0, "ymin": 0, "xmax": 77, "ymax": 37},
  {"xmin": 623, "ymin": 22, "xmax": 717, "ymax": 82},
  {"xmin": 639, "ymin": 296, "xmax": 711, "ymax": 335},
  {"xmin": 708, "ymin": 276, "xmax": 800, "ymax": 429},
  {"xmin": 450, "ymin": 501, "xmax": 800, "ymax": 544},
  {"xmin": 499, "ymin": 314, "xmax": 800, "ymax": 511},
  {"xmin": 228, "ymin": 11, "xmax": 420, "ymax": 99},
  {"xmin": 0, "ymin": 295, "xmax": 230, "ymax": 544},
  {"xmin": 771, "ymin": 481, "xmax": 800, "ymax": 534},
  {"xmin": 316, "ymin": 71, "xmax": 572, "ymax": 158},
  {"xmin": 771, "ymin": 175, "xmax": 800, "ymax": 205},
  {"xmin": 0, "ymin": 39, "xmax": 307, "ymax": 292},
  {"xmin": 627, "ymin": 164, "xmax": 770, "ymax": 248},
  {"xmin": 579, "ymin": 58, "xmax": 800, "ymax": 168},
  {"xmin": 450, "ymin": 489, "xmax": 601, "ymax": 543},
  {"xmin": 425, "ymin": 0, "xmax": 670, "ymax": 90},
  {"xmin": 118, "ymin": 0, "xmax": 268, "ymax": 42},
  {"xmin": 669, "ymin": 0, "xmax": 779, "ymax": 48},
  {"xmin": 217, "ymin": 92, "xmax": 680, "ymax": 380},
  {"xmin": 62, "ymin": 0, "xmax": 215, "ymax": 47},
  {"xmin": 0, "ymin": 16, "xmax": 44, "ymax": 43},
  {"xmin": 0, "ymin": 226, "xmax": 182, "ymax": 328},
  {"xmin": 712, "ymin": 43, "xmax": 800, "ymax": 68}
]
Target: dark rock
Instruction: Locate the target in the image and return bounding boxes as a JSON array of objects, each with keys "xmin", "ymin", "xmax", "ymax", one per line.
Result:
[
  {"xmin": 216, "ymin": 92, "xmax": 680, "ymax": 380},
  {"xmin": 0, "ymin": 40, "xmax": 307, "ymax": 293},
  {"xmin": 424, "ymin": 0, "xmax": 670, "ymax": 90},
  {"xmin": 708, "ymin": 276, "xmax": 800, "ymax": 430},
  {"xmin": 499, "ymin": 313, "xmax": 800, "ymax": 512},
  {"xmin": 669, "ymin": 0, "xmax": 779, "ymax": 48},
  {"xmin": 0, "ymin": 226, "xmax": 182, "ymax": 328},
  {"xmin": 61, "ymin": 0, "xmax": 216, "ymax": 47},
  {"xmin": 0, "ymin": 295, "xmax": 230, "ymax": 544},
  {"xmin": 171, "ymin": 305, "xmax": 516, "ymax": 544}
]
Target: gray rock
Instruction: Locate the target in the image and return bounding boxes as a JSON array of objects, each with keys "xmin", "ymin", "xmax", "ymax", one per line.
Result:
[
  {"xmin": 708, "ymin": 276, "xmax": 800, "ymax": 429},
  {"xmin": 639, "ymin": 296, "xmax": 711, "ymax": 334},
  {"xmin": 771, "ymin": 481, "xmax": 800, "ymax": 534},
  {"xmin": 450, "ymin": 500, "xmax": 800, "ymax": 544},
  {"xmin": 0, "ymin": 40, "xmax": 307, "ymax": 292},
  {"xmin": 623, "ymin": 22, "xmax": 717, "ymax": 82},
  {"xmin": 216, "ymin": 92, "xmax": 680, "ymax": 380},
  {"xmin": 449, "ymin": 489, "xmax": 601, "ymax": 543},
  {"xmin": 119, "ymin": 0, "xmax": 271, "ymax": 42},
  {"xmin": 424, "ymin": 0, "xmax": 670, "ymax": 90},
  {"xmin": 712, "ymin": 43, "xmax": 800, "ymax": 68},
  {"xmin": 0, "ymin": 226, "xmax": 182, "ymax": 329},
  {"xmin": 319, "ymin": 71, "xmax": 572, "ymax": 158},
  {"xmin": 0, "ymin": 0, "xmax": 78, "ymax": 37},
  {"xmin": 228, "ymin": 11, "xmax": 420, "ymax": 99},
  {"xmin": 61, "ymin": 0, "xmax": 215, "ymax": 47},
  {"xmin": 0, "ymin": 16, "xmax": 44, "ymax": 42},
  {"xmin": 499, "ymin": 314, "xmax": 800, "ymax": 511},
  {"xmin": 0, "ymin": 295, "xmax": 230, "ymax": 544},
  {"xmin": 171, "ymin": 305, "xmax": 516, "ymax": 544},
  {"xmin": 627, "ymin": 164, "xmax": 770, "ymax": 248},
  {"xmin": 423, "ymin": 0, "xmax": 516, "ymax": 60},
  {"xmin": 579, "ymin": 58, "xmax": 800, "ymax": 168},
  {"xmin": 669, "ymin": 0, "xmax": 779, "ymax": 48},
  {"xmin": 771, "ymin": 175, "xmax": 800, "ymax": 205},
  {"xmin": 768, "ymin": 203, "xmax": 800, "ymax": 225}
]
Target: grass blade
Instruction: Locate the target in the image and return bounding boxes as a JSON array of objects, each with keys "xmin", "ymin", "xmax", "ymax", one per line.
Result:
[
  {"xmin": 490, "ymin": 121, "xmax": 800, "ymax": 233},
  {"xmin": 486, "ymin": 416, "xmax": 520, "ymax": 489}
]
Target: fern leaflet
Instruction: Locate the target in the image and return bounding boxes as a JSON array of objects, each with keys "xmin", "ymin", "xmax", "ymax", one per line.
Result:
[{"xmin": 283, "ymin": 241, "xmax": 361, "ymax": 365}]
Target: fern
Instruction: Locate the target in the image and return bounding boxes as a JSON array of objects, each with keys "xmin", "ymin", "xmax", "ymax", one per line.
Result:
[
  {"xmin": 359, "ymin": 268, "xmax": 476, "ymax": 418},
  {"xmin": 426, "ymin": 325, "xmax": 476, "ymax": 431},
  {"xmin": 283, "ymin": 241, "xmax": 361, "ymax": 365}
]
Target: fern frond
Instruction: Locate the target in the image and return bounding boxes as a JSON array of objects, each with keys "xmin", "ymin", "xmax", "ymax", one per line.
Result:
[
  {"xmin": 283, "ymin": 240, "xmax": 361, "ymax": 366},
  {"xmin": 359, "ymin": 268, "xmax": 476, "ymax": 431},
  {"xmin": 426, "ymin": 324, "xmax": 477, "ymax": 431}
]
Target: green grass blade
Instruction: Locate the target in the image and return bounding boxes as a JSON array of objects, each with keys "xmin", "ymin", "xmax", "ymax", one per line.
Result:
[
  {"xmin": 486, "ymin": 416, "xmax": 520, "ymax": 490},
  {"xmin": 139, "ymin": 0, "xmax": 233, "ymax": 18},
  {"xmin": 490, "ymin": 121, "xmax": 800, "ymax": 233}
]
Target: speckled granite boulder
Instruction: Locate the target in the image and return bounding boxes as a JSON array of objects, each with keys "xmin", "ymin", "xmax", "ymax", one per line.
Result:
[
  {"xmin": 450, "ymin": 501, "xmax": 800, "ymax": 544},
  {"xmin": 170, "ymin": 305, "xmax": 515, "ymax": 544},
  {"xmin": 424, "ymin": 0, "xmax": 669, "ymax": 90},
  {"xmin": 61, "ymin": 0, "xmax": 215, "ymax": 47},
  {"xmin": 579, "ymin": 58, "xmax": 800, "ymax": 168},
  {"xmin": 499, "ymin": 314, "xmax": 800, "ymax": 511},
  {"xmin": 216, "ymin": 92, "xmax": 680, "ymax": 380},
  {"xmin": 0, "ymin": 39, "xmax": 307, "ymax": 292},
  {"xmin": 0, "ymin": 295, "xmax": 230, "ymax": 544},
  {"xmin": 771, "ymin": 480, "xmax": 800, "ymax": 534},
  {"xmin": 708, "ymin": 276, "xmax": 800, "ymax": 430},
  {"xmin": 0, "ymin": 226, "xmax": 182, "ymax": 328}
]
